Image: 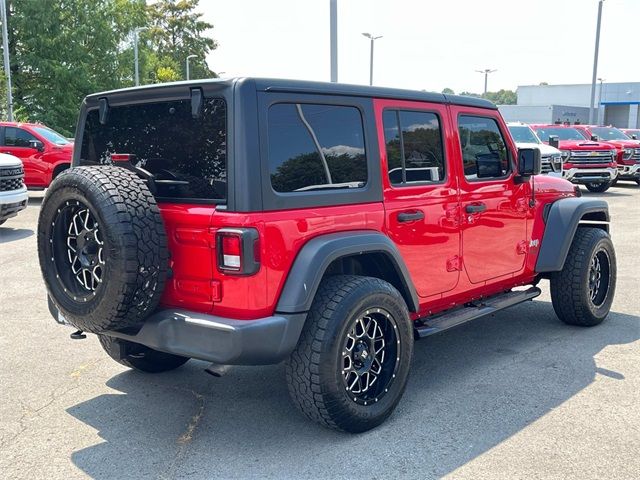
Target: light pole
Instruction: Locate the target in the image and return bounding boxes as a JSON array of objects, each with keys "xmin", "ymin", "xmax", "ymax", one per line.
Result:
[
  {"xmin": 186, "ymin": 54, "xmax": 197, "ymax": 81},
  {"xmin": 597, "ymin": 77, "xmax": 605, "ymax": 124},
  {"xmin": 362, "ymin": 33, "xmax": 382, "ymax": 86},
  {"xmin": 330, "ymin": 0, "xmax": 337, "ymax": 82},
  {"xmin": 476, "ymin": 69, "xmax": 497, "ymax": 96},
  {"xmin": 1, "ymin": 0, "xmax": 13, "ymax": 121},
  {"xmin": 133, "ymin": 27, "xmax": 147, "ymax": 86},
  {"xmin": 588, "ymin": 0, "xmax": 605, "ymax": 124}
]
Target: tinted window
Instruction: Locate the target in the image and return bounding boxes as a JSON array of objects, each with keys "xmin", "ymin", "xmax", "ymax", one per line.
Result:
[
  {"xmin": 268, "ymin": 103, "xmax": 367, "ymax": 192},
  {"xmin": 458, "ymin": 116, "xmax": 510, "ymax": 180},
  {"xmin": 80, "ymin": 98, "xmax": 226, "ymax": 201},
  {"xmin": 4, "ymin": 127, "xmax": 37, "ymax": 147},
  {"xmin": 383, "ymin": 110, "xmax": 445, "ymax": 185}
]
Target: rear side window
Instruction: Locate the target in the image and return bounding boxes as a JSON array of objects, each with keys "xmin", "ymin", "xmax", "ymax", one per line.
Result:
[
  {"xmin": 383, "ymin": 110, "xmax": 445, "ymax": 185},
  {"xmin": 79, "ymin": 98, "xmax": 227, "ymax": 202},
  {"xmin": 458, "ymin": 115, "xmax": 510, "ymax": 180},
  {"xmin": 267, "ymin": 103, "xmax": 367, "ymax": 193},
  {"xmin": 4, "ymin": 127, "xmax": 37, "ymax": 147}
]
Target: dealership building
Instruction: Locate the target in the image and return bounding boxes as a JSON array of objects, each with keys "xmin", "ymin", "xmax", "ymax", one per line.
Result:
[{"xmin": 499, "ymin": 82, "xmax": 640, "ymax": 128}]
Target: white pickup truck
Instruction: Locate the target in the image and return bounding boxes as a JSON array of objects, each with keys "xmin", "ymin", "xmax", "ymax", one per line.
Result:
[
  {"xmin": 507, "ymin": 122, "xmax": 562, "ymax": 176},
  {"xmin": 0, "ymin": 153, "xmax": 28, "ymax": 226}
]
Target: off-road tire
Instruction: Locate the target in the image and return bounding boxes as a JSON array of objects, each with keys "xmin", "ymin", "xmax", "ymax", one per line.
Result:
[
  {"xmin": 38, "ymin": 166, "xmax": 169, "ymax": 334},
  {"xmin": 285, "ymin": 275, "xmax": 413, "ymax": 433},
  {"xmin": 0, "ymin": 219, "xmax": 5, "ymax": 226},
  {"xmin": 550, "ymin": 227, "xmax": 616, "ymax": 326},
  {"xmin": 585, "ymin": 182, "xmax": 611, "ymax": 193},
  {"xmin": 98, "ymin": 335, "xmax": 189, "ymax": 373}
]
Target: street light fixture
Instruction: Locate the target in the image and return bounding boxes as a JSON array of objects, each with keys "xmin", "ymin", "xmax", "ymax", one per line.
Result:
[
  {"xmin": 588, "ymin": 0, "xmax": 605, "ymax": 124},
  {"xmin": 186, "ymin": 54, "xmax": 197, "ymax": 81},
  {"xmin": 475, "ymin": 69, "xmax": 497, "ymax": 96},
  {"xmin": 133, "ymin": 27, "xmax": 147, "ymax": 87},
  {"xmin": 362, "ymin": 32, "xmax": 382, "ymax": 86}
]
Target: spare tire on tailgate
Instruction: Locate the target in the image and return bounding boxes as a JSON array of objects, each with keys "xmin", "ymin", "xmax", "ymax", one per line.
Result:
[{"xmin": 38, "ymin": 166, "xmax": 169, "ymax": 334}]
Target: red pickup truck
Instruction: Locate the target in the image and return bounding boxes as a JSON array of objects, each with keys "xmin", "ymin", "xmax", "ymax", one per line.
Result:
[
  {"xmin": 573, "ymin": 125, "xmax": 640, "ymax": 185},
  {"xmin": 530, "ymin": 124, "xmax": 618, "ymax": 192},
  {"xmin": 0, "ymin": 122, "xmax": 73, "ymax": 188}
]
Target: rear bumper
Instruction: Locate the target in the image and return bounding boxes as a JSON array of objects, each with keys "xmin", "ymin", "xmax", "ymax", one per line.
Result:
[
  {"xmin": 562, "ymin": 167, "xmax": 617, "ymax": 184},
  {"xmin": 48, "ymin": 297, "xmax": 307, "ymax": 365}
]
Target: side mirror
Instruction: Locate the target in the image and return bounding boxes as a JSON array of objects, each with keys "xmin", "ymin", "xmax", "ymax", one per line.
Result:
[
  {"xmin": 590, "ymin": 135, "xmax": 599, "ymax": 141},
  {"xmin": 517, "ymin": 147, "xmax": 541, "ymax": 177},
  {"xmin": 29, "ymin": 139, "xmax": 44, "ymax": 152},
  {"xmin": 632, "ymin": 134, "xmax": 638, "ymax": 140},
  {"xmin": 548, "ymin": 135, "xmax": 560, "ymax": 149}
]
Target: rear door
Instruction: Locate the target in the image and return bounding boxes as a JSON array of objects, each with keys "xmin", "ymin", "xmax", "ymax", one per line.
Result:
[
  {"xmin": 451, "ymin": 106, "xmax": 529, "ymax": 284},
  {"xmin": 376, "ymin": 99, "xmax": 460, "ymax": 298}
]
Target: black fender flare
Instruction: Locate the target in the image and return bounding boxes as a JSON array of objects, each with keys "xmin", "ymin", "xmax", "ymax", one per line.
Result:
[
  {"xmin": 275, "ymin": 231, "xmax": 420, "ymax": 313},
  {"xmin": 536, "ymin": 197, "xmax": 609, "ymax": 273}
]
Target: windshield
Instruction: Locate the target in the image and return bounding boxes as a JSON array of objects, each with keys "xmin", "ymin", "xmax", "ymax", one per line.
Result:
[
  {"xmin": 79, "ymin": 97, "xmax": 227, "ymax": 202},
  {"xmin": 533, "ymin": 127, "xmax": 586, "ymax": 142},
  {"xmin": 32, "ymin": 126, "xmax": 71, "ymax": 145},
  {"xmin": 590, "ymin": 127, "xmax": 630, "ymax": 141},
  {"xmin": 508, "ymin": 125, "xmax": 540, "ymax": 144}
]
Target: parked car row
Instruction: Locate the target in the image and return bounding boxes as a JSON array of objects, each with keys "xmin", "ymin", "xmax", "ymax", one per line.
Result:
[{"xmin": 507, "ymin": 122, "xmax": 640, "ymax": 192}]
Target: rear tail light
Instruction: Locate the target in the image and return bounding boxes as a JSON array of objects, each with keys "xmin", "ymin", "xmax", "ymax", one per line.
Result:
[{"xmin": 216, "ymin": 228, "xmax": 260, "ymax": 275}]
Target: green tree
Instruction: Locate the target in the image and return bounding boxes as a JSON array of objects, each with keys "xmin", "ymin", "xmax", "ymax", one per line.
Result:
[
  {"xmin": 7, "ymin": 0, "xmax": 147, "ymax": 134},
  {"xmin": 147, "ymin": 0, "xmax": 217, "ymax": 80},
  {"xmin": 441, "ymin": 87, "xmax": 455, "ymax": 95}
]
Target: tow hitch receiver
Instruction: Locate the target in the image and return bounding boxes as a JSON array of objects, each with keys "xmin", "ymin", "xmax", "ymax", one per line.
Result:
[{"xmin": 70, "ymin": 330, "xmax": 87, "ymax": 340}]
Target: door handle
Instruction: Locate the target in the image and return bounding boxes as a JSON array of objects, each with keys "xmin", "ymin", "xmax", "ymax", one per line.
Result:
[
  {"xmin": 465, "ymin": 203, "xmax": 487, "ymax": 214},
  {"xmin": 397, "ymin": 211, "xmax": 424, "ymax": 222}
]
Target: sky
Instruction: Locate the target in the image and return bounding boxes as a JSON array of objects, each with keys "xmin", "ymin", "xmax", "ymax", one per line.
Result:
[{"xmin": 200, "ymin": 0, "xmax": 639, "ymax": 95}]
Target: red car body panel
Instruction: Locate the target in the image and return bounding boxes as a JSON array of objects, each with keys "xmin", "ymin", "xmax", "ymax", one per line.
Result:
[
  {"xmin": 156, "ymin": 100, "xmax": 576, "ymax": 322},
  {"xmin": 0, "ymin": 122, "xmax": 73, "ymax": 188}
]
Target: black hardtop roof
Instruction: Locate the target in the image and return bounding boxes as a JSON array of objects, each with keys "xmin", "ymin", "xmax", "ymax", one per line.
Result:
[{"xmin": 85, "ymin": 77, "xmax": 497, "ymax": 110}]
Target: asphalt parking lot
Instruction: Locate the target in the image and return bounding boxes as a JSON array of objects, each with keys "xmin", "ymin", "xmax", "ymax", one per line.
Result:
[{"xmin": 1, "ymin": 184, "xmax": 639, "ymax": 480}]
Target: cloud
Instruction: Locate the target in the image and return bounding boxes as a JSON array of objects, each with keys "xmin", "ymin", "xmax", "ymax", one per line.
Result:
[{"xmin": 322, "ymin": 145, "xmax": 365, "ymax": 157}]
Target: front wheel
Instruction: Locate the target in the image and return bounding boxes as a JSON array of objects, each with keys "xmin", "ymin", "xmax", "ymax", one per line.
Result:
[
  {"xmin": 550, "ymin": 228, "xmax": 616, "ymax": 326},
  {"xmin": 585, "ymin": 182, "xmax": 612, "ymax": 193},
  {"xmin": 285, "ymin": 275, "xmax": 414, "ymax": 433},
  {"xmin": 98, "ymin": 335, "xmax": 189, "ymax": 373}
]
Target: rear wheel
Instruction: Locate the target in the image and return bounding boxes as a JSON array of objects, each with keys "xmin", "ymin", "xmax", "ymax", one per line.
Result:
[
  {"xmin": 585, "ymin": 182, "xmax": 611, "ymax": 193},
  {"xmin": 550, "ymin": 228, "xmax": 616, "ymax": 326},
  {"xmin": 98, "ymin": 335, "xmax": 189, "ymax": 373},
  {"xmin": 285, "ymin": 275, "xmax": 413, "ymax": 433},
  {"xmin": 635, "ymin": 178, "xmax": 640, "ymax": 186}
]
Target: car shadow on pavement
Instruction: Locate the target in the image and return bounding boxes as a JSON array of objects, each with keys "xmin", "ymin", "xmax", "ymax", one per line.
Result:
[
  {"xmin": 0, "ymin": 227, "xmax": 33, "ymax": 244},
  {"xmin": 66, "ymin": 300, "xmax": 639, "ymax": 480}
]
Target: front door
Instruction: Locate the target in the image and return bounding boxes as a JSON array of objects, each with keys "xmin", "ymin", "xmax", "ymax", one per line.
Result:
[
  {"xmin": 452, "ymin": 108, "xmax": 529, "ymax": 284},
  {"xmin": 377, "ymin": 99, "xmax": 460, "ymax": 298},
  {"xmin": 1, "ymin": 126, "xmax": 45, "ymax": 186}
]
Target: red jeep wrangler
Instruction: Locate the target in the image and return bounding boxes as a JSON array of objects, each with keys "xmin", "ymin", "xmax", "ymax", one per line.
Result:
[
  {"xmin": 0, "ymin": 121, "xmax": 73, "ymax": 188},
  {"xmin": 530, "ymin": 124, "xmax": 618, "ymax": 192},
  {"xmin": 572, "ymin": 125, "xmax": 640, "ymax": 186},
  {"xmin": 38, "ymin": 79, "xmax": 616, "ymax": 432}
]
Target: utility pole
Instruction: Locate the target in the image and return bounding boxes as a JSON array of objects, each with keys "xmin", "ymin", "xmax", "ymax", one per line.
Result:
[
  {"xmin": 588, "ymin": 0, "xmax": 605, "ymax": 124},
  {"xmin": 330, "ymin": 0, "xmax": 337, "ymax": 82},
  {"xmin": 186, "ymin": 54, "xmax": 197, "ymax": 81},
  {"xmin": 476, "ymin": 69, "xmax": 497, "ymax": 96},
  {"xmin": 597, "ymin": 78, "xmax": 605, "ymax": 124},
  {"xmin": 362, "ymin": 33, "xmax": 382, "ymax": 86},
  {"xmin": 133, "ymin": 27, "xmax": 147, "ymax": 86},
  {"xmin": 1, "ymin": 0, "xmax": 13, "ymax": 121}
]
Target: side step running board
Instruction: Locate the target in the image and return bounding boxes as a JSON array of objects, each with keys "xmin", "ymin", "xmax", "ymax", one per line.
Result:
[{"xmin": 414, "ymin": 287, "xmax": 541, "ymax": 338}]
